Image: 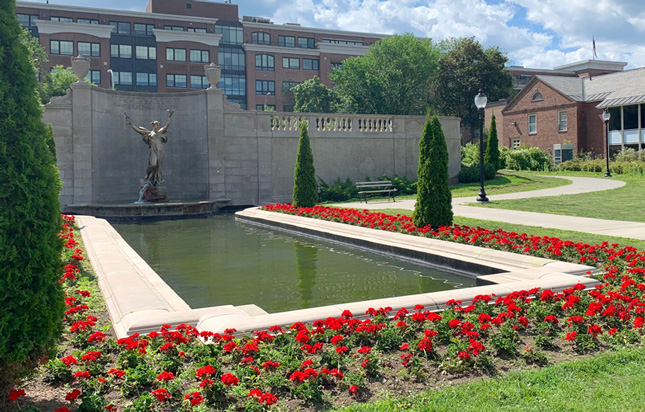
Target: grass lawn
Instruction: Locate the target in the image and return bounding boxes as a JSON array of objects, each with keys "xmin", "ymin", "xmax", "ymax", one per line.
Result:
[
  {"xmin": 335, "ymin": 347, "xmax": 645, "ymax": 412},
  {"xmin": 372, "ymin": 209, "xmax": 645, "ymax": 251},
  {"xmin": 469, "ymin": 172, "xmax": 645, "ymax": 223}
]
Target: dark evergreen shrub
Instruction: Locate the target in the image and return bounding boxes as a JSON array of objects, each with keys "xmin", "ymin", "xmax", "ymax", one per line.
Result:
[
  {"xmin": 292, "ymin": 121, "xmax": 317, "ymax": 207},
  {"xmin": 457, "ymin": 163, "xmax": 496, "ymax": 183},
  {"xmin": 413, "ymin": 116, "xmax": 453, "ymax": 228},
  {"xmin": 484, "ymin": 114, "xmax": 501, "ymax": 170},
  {"xmin": 0, "ymin": 0, "xmax": 64, "ymax": 401}
]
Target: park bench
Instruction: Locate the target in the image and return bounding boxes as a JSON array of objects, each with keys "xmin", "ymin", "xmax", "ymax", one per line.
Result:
[{"xmin": 356, "ymin": 180, "xmax": 397, "ymax": 203}]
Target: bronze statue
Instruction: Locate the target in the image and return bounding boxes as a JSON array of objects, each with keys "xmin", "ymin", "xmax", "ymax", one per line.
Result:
[{"xmin": 124, "ymin": 109, "xmax": 174, "ymax": 187}]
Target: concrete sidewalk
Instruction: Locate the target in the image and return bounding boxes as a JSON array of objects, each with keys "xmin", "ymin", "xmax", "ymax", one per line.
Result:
[{"xmin": 332, "ymin": 176, "xmax": 645, "ymax": 241}]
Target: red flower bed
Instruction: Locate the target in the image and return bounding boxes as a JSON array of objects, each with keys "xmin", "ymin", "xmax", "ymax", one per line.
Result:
[{"xmin": 10, "ymin": 211, "xmax": 645, "ymax": 411}]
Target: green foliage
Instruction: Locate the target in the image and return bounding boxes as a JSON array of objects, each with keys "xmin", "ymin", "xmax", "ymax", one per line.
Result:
[
  {"xmin": 0, "ymin": 0, "xmax": 64, "ymax": 400},
  {"xmin": 457, "ymin": 163, "xmax": 496, "ymax": 183},
  {"xmin": 484, "ymin": 114, "xmax": 501, "ymax": 170},
  {"xmin": 330, "ymin": 33, "xmax": 440, "ymax": 115},
  {"xmin": 413, "ymin": 116, "xmax": 453, "ymax": 228},
  {"xmin": 292, "ymin": 75, "xmax": 338, "ymax": 113},
  {"xmin": 318, "ymin": 177, "xmax": 357, "ymax": 202},
  {"xmin": 292, "ymin": 121, "xmax": 318, "ymax": 207},
  {"xmin": 460, "ymin": 142, "xmax": 480, "ymax": 167},
  {"xmin": 558, "ymin": 150, "xmax": 645, "ymax": 175},
  {"xmin": 503, "ymin": 146, "xmax": 552, "ymax": 171},
  {"xmin": 435, "ymin": 37, "xmax": 513, "ymax": 130}
]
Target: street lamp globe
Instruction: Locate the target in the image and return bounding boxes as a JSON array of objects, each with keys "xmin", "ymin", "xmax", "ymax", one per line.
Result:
[
  {"xmin": 602, "ymin": 108, "xmax": 611, "ymax": 122},
  {"xmin": 474, "ymin": 89, "xmax": 487, "ymax": 109}
]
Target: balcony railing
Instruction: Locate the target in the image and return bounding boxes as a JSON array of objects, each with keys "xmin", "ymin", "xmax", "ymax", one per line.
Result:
[{"xmin": 270, "ymin": 114, "xmax": 393, "ymax": 133}]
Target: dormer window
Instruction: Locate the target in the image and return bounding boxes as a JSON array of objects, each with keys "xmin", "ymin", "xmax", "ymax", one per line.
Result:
[{"xmin": 531, "ymin": 91, "xmax": 543, "ymax": 102}]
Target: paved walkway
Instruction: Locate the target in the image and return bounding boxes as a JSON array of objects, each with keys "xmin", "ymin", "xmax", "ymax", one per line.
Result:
[{"xmin": 332, "ymin": 176, "xmax": 645, "ymax": 241}]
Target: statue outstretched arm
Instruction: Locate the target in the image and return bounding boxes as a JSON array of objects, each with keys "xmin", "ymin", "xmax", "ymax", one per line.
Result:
[
  {"xmin": 159, "ymin": 109, "xmax": 174, "ymax": 134},
  {"xmin": 124, "ymin": 112, "xmax": 149, "ymax": 135}
]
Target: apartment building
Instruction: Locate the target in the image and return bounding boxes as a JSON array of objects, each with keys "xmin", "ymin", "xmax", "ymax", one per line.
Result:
[{"xmin": 16, "ymin": 0, "xmax": 384, "ymax": 110}]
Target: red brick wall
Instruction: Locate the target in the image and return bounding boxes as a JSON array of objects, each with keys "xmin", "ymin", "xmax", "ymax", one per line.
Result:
[
  {"xmin": 502, "ymin": 79, "xmax": 579, "ymax": 153},
  {"xmin": 583, "ymin": 102, "xmax": 607, "ymax": 156}
]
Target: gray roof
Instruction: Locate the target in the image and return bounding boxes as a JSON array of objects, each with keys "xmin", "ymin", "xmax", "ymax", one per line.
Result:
[{"xmin": 535, "ymin": 68, "xmax": 645, "ymax": 108}]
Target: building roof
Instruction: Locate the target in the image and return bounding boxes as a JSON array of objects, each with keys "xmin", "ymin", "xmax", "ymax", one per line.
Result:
[{"xmin": 533, "ymin": 68, "xmax": 645, "ymax": 108}]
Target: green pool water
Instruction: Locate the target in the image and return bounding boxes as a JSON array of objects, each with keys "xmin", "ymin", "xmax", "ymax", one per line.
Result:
[{"xmin": 112, "ymin": 215, "xmax": 475, "ymax": 313}]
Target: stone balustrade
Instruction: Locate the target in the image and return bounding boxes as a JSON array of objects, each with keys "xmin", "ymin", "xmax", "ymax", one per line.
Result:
[{"xmin": 271, "ymin": 113, "xmax": 393, "ymax": 133}]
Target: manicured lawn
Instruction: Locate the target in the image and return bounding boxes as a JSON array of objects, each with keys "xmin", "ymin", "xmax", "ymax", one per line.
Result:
[
  {"xmin": 335, "ymin": 347, "xmax": 645, "ymax": 412},
  {"xmin": 469, "ymin": 172, "xmax": 645, "ymax": 223},
  {"xmin": 373, "ymin": 209, "xmax": 645, "ymax": 251}
]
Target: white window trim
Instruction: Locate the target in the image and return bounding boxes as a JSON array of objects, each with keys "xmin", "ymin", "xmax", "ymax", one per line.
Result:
[
  {"xmin": 558, "ymin": 110, "xmax": 567, "ymax": 132},
  {"xmin": 528, "ymin": 114, "xmax": 537, "ymax": 135}
]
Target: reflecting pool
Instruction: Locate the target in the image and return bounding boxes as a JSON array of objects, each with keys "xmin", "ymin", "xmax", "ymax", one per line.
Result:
[{"xmin": 112, "ymin": 215, "xmax": 475, "ymax": 313}]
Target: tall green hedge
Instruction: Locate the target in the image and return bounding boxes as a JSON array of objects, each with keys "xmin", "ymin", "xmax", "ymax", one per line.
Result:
[
  {"xmin": 484, "ymin": 114, "xmax": 501, "ymax": 170},
  {"xmin": 292, "ymin": 121, "xmax": 317, "ymax": 207},
  {"xmin": 413, "ymin": 116, "xmax": 453, "ymax": 228},
  {"xmin": 0, "ymin": 0, "xmax": 64, "ymax": 399}
]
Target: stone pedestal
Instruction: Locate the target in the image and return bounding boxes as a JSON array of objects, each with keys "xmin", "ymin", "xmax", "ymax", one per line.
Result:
[{"xmin": 141, "ymin": 185, "xmax": 167, "ymax": 202}]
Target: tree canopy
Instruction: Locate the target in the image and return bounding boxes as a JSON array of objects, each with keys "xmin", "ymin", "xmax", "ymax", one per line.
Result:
[
  {"xmin": 435, "ymin": 37, "xmax": 513, "ymax": 130},
  {"xmin": 329, "ymin": 33, "xmax": 440, "ymax": 115},
  {"xmin": 292, "ymin": 76, "xmax": 337, "ymax": 113}
]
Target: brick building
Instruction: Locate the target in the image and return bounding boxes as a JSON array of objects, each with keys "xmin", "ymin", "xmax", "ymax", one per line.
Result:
[
  {"xmin": 16, "ymin": 0, "xmax": 383, "ymax": 110},
  {"xmin": 500, "ymin": 67, "xmax": 645, "ymax": 159}
]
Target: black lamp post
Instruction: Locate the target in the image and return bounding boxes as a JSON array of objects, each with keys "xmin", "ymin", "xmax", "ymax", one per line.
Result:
[
  {"xmin": 602, "ymin": 108, "xmax": 611, "ymax": 177},
  {"xmin": 474, "ymin": 89, "xmax": 489, "ymax": 202}
]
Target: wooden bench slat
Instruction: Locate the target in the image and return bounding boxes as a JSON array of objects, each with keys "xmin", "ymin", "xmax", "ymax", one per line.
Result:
[{"xmin": 355, "ymin": 181, "xmax": 397, "ymax": 203}]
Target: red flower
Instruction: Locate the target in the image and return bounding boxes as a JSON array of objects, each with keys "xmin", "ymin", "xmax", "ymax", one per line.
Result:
[
  {"xmin": 330, "ymin": 335, "xmax": 344, "ymax": 345},
  {"xmin": 399, "ymin": 343, "xmax": 409, "ymax": 350},
  {"xmin": 518, "ymin": 316, "xmax": 529, "ymax": 327},
  {"xmin": 9, "ymin": 389, "xmax": 26, "ymax": 402},
  {"xmin": 260, "ymin": 392, "xmax": 278, "ymax": 405},
  {"xmin": 61, "ymin": 355, "xmax": 78, "ymax": 366},
  {"xmin": 221, "ymin": 373, "xmax": 239, "ymax": 386},
  {"xmin": 157, "ymin": 371, "xmax": 175, "ymax": 382},
  {"xmin": 87, "ymin": 331, "xmax": 106, "ymax": 343},
  {"xmin": 336, "ymin": 345, "xmax": 349, "ymax": 354},
  {"xmin": 74, "ymin": 370, "xmax": 91, "ymax": 380},
  {"xmin": 543, "ymin": 315, "xmax": 559, "ymax": 324},
  {"xmin": 634, "ymin": 316, "xmax": 645, "ymax": 328},
  {"xmin": 357, "ymin": 346, "xmax": 372, "ymax": 354},
  {"xmin": 65, "ymin": 389, "xmax": 81, "ymax": 401},
  {"xmin": 151, "ymin": 388, "xmax": 171, "ymax": 402},
  {"xmin": 349, "ymin": 385, "xmax": 359, "ymax": 395},
  {"xmin": 458, "ymin": 350, "xmax": 471, "ymax": 361},
  {"xmin": 565, "ymin": 331, "xmax": 577, "ymax": 341},
  {"xmin": 55, "ymin": 408, "xmax": 72, "ymax": 412},
  {"xmin": 105, "ymin": 405, "xmax": 118, "ymax": 411},
  {"xmin": 108, "ymin": 368, "xmax": 126, "ymax": 379},
  {"xmin": 195, "ymin": 364, "xmax": 216, "ymax": 379},
  {"xmin": 341, "ymin": 310, "xmax": 353, "ymax": 319},
  {"xmin": 588, "ymin": 324, "xmax": 603, "ymax": 337},
  {"xmin": 184, "ymin": 391, "xmax": 204, "ymax": 406}
]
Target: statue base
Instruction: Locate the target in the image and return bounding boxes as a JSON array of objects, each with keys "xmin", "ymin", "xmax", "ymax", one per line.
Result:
[{"xmin": 140, "ymin": 185, "xmax": 167, "ymax": 202}]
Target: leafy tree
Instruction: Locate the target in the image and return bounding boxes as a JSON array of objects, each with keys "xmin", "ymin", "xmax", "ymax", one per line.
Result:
[
  {"xmin": 330, "ymin": 33, "xmax": 440, "ymax": 115},
  {"xmin": 484, "ymin": 113, "xmax": 501, "ymax": 170},
  {"xmin": 292, "ymin": 121, "xmax": 317, "ymax": 207},
  {"xmin": 413, "ymin": 116, "xmax": 453, "ymax": 228},
  {"xmin": 435, "ymin": 37, "xmax": 513, "ymax": 132},
  {"xmin": 292, "ymin": 76, "xmax": 337, "ymax": 113},
  {"xmin": 0, "ymin": 0, "xmax": 64, "ymax": 401},
  {"xmin": 18, "ymin": 27, "xmax": 51, "ymax": 103}
]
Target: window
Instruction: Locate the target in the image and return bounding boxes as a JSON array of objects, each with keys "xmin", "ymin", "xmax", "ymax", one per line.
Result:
[
  {"xmin": 303, "ymin": 58, "xmax": 319, "ymax": 70},
  {"xmin": 190, "ymin": 75, "xmax": 208, "ymax": 89},
  {"xmin": 624, "ymin": 104, "xmax": 639, "ymax": 129},
  {"xmin": 113, "ymin": 71, "xmax": 132, "ymax": 85},
  {"xmin": 298, "ymin": 37, "xmax": 315, "ymax": 48},
  {"xmin": 219, "ymin": 74, "xmax": 246, "ymax": 96},
  {"xmin": 136, "ymin": 72, "xmax": 157, "ymax": 86},
  {"xmin": 136, "ymin": 46, "xmax": 156, "ymax": 60},
  {"xmin": 190, "ymin": 49, "xmax": 210, "ymax": 63},
  {"xmin": 109, "ymin": 21, "xmax": 131, "ymax": 34},
  {"xmin": 215, "ymin": 24, "xmax": 243, "ymax": 44},
  {"xmin": 255, "ymin": 54, "xmax": 274, "ymax": 71},
  {"xmin": 50, "ymin": 16, "xmax": 73, "ymax": 22},
  {"xmin": 256, "ymin": 104, "xmax": 276, "ymax": 111},
  {"xmin": 164, "ymin": 25, "xmax": 184, "ymax": 31},
  {"xmin": 531, "ymin": 91, "xmax": 543, "ymax": 102},
  {"xmin": 166, "ymin": 74, "xmax": 187, "ymax": 88},
  {"xmin": 558, "ymin": 110, "xmax": 567, "ymax": 132},
  {"xmin": 17, "ymin": 14, "xmax": 40, "ymax": 27},
  {"xmin": 278, "ymin": 35, "xmax": 295, "ymax": 47},
  {"xmin": 282, "ymin": 81, "xmax": 299, "ymax": 91},
  {"xmin": 321, "ymin": 38, "xmax": 363, "ymax": 45},
  {"xmin": 218, "ymin": 47, "xmax": 245, "ymax": 71},
  {"xmin": 166, "ymin": 48, "xmax": 186, "ymax": 62},
  {"xmin": 77, "ymin": 18, "xmax": 99, "ymax": 25},
  {"xmin": 84, "ymin": 70, "xmax": 101, "ymax": 84},
  {"xmin": 187, "ymin": 27, "xmax": 207, "ymax": 33},
  {"xmin": 256, "ymin": 80, "xmax": 275, "ymax": 95},
  {"xmin": 186, "ymin": 3, "xmax": 192, "ymax": 8},
  {"xmin": 111, "ymin": 44, "xmax": 132, "ymax": 58},
  {"xmin": 50, "ymin": 40, "xmax": 74, "ymax": 55},
  {"xmin": 512, "ymin": 138, "xmax": 520, "ymax": 149},
  {"xmin": 78, "ymin": 42, "xmax": 100, "ymax": 57},
  {"xmin": 282, "ymin": 57, "xmax": 299, "ymax": 69},
  {"xmin": 252, "ymin": 32, "xmax": 271, "ymax": 45},
  {"xmin": 331, "ymin": 62, "xmax": 343, "ymax": 71},
  {"xmin": 528, "ymin": 114, "xmax": 537, "ymax": 134},
  {"xmin": 133, "ymin": 23, "xmax": 155, "ymax": 35}
]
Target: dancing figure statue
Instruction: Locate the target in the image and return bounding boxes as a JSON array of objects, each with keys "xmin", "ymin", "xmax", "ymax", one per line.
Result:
[{"xmin": 124, "ymin": 109, "xmax": 174, "ymax": 187}]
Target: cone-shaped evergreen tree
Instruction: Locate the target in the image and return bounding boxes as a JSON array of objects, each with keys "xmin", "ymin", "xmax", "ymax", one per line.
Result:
[
  {"xmin": 292, "ymin": 121, "xmax": 317, "ymax": 207},
  {"xmin": 484, "ymin": 113, "xmax": 501, "ymax": 170},
  {"xmin": 413, "ymin": 115, "xmax": 453, "ymax": 228},
  {"xmin": 0, "ymin": 0, "xmax": 64, "ymax": 399}
]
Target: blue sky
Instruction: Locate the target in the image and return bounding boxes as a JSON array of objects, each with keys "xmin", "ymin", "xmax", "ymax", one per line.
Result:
[{"xmin": 24, "ymin": 0, "xmax": 645, "ymax": 69}]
